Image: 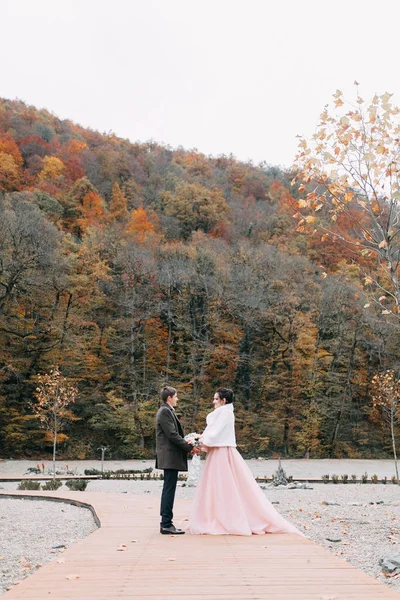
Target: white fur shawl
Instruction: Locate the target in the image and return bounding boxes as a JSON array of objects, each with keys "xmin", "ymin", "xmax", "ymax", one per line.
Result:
[{"xmin": 201, "ymin": 403, "xmax": 236, "ymax": 447}]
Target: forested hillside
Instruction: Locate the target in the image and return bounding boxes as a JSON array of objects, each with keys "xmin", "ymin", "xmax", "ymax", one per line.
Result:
[{"xmin": 0, "ymin": 98, "xmax": 396, "ymax": 459}]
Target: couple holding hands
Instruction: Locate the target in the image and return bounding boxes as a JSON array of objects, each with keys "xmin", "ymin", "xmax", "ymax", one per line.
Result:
[{"xmin": 155, "ymin": 386, "xmax": 300, "ymax": 536}]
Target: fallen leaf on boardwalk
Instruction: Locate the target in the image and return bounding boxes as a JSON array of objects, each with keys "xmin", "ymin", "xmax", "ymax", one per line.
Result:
[
  {"xmin": 22, "ymin": 563, "xmax": 31, "ymax": 570},
  {"xmin": 65, "ymin": 575, "xmax": 80, "ymax": 580},
  {"xmin": 130, "ymin": 540, "xmax": 139, "ymax": 543},
  {"xmin": 261, "ymin": 545, "xmax": 268, "ymax": 549},
  {"xmin": 57, "ymin": 559, "xmax": 65, "ymax": 563},
  {"xmin": 116, "ymin": 544, "xmax": 127, "ymax": 551},
  {"xmin": 167, "ymin": 558, "xmax": 176, "ymax": 561},
  {"xmin": 183, "ymin": 518, "xmax": 189, "ymax": 521}
]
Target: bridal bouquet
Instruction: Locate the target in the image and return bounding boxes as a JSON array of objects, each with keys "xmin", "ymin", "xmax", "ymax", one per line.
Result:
[
  {"xmin": 184, "ymin": 432, "xmax": 202, "ymax": 447},
  {"xmin": 184, "ymin": 433, "xmax": 202, "ymax": 487}
]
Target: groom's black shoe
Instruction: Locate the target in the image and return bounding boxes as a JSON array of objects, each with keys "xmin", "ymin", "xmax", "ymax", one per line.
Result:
[{"xmin": 160, "ymin": 524, "xmax": 185, "ymax": 535}]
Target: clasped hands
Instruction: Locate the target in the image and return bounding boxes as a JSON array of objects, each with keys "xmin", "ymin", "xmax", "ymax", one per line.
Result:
[{"xmin": 190, "ymin": 445, "xmax": 202, "ymax": 455}]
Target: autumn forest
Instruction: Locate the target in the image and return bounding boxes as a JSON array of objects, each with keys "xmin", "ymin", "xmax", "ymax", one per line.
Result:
[{"xmin": 0, "ymin": 95, "xmax": 399, "ymax": 460}]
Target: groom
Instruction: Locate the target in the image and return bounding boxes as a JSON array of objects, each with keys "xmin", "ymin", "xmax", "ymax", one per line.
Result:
[{"xmin": 156, "ymin": 385, "xmax": 200, "ymax": 535}]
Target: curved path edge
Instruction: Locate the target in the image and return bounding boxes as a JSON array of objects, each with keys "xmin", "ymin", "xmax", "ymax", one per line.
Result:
[{"xmin": 0, "ymin": 491, "xmax": 101, "ymax": 527}]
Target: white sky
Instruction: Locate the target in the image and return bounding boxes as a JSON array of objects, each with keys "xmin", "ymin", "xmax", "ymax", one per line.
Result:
[{"xmin": 2, "ymin": 0, "xmax": 400, "ymax": 168}]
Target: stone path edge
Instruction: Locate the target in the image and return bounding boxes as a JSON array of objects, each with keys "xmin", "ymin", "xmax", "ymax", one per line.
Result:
[{"xmin": 0, "ymin": 492, "xmax": 101, "ymax": 527}]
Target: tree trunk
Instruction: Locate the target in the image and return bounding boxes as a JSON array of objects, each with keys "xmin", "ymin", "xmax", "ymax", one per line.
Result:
[
  {"xmin": 52, "ymin": 419, "xmax": 57, "ymax": 480},
  {"xmin": 60, "ymin": 293, "xmax": 73, "ymax": 347},
  {"xmin": 283, "ymin": 405, "xmax": 290, "ymax": 456},
  {"xmin": 191, "ymin": 350, "xmax": 208, "ymax": 428},
  {"xmin": 234, "ymin": 326, "xmax": 252, "ymax": 409},
  {"xmin": 390, "ymin": 404, "xmax": 399, "ymax": 484},
  {"xmin": 130, "ymin": 316, "xmax": 144, "ymax": 447},
  {"xmin": 281, "ymin": 318, "xmax": 297, "ymax": 456},
  {"xmin": 330, "ymin": 328, "xmax": 358, "ymax": 452},
  {"xmin": 165, "ymin": 289, "xmax": 172, "ymax": 382},
  {"xmin": 97, "ymin": 325, "xmax": 104, "ymax": 358}
]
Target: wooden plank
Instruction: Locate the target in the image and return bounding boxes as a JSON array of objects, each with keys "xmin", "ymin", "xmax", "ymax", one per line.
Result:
[{"xmin": 1, "ymin": 490, "xmax": 398, "ymax": 600}]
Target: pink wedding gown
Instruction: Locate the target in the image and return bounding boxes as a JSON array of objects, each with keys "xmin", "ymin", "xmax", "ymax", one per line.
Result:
[{"xmin": 189, "ymin": 447, "xmax": 301, "ymax": 536}]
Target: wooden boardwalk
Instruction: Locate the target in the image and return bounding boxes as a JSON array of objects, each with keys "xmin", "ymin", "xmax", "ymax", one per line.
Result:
[{"xmin": 1, "ymin": 490, "xmax": 399, "ymax": 600}]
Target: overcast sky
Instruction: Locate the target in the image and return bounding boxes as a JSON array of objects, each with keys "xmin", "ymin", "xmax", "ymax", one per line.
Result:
[{"xmin": 2, "ymin": 0, "xmax": 400, "ymax": 168}]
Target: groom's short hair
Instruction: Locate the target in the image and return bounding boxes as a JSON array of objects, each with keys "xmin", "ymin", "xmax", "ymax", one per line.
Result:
[{"xmin": 161, "ymin": 386, "xmax": 177, "ymax": 403}]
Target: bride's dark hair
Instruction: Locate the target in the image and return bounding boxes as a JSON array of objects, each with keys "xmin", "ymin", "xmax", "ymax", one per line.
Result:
[{"xmin": 216, "ymin": 388, "xmax": 234, "ymax": 404}]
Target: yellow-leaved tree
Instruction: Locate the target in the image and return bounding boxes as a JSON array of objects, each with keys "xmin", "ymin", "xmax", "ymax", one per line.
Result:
[
  {"xmin": 110, "ymin": 182, "xmax": 128, "ymax": 222},
  {"xmin": 161, "ymin": 182, "xmax": 229, "ymax": 239},
  {"xmin": 31, "ymin": 367, "xmax": 78, "ymax": 477},
  {"xmin": 294, "ymin": 85, "xmax": 400, "ymax": 317},
  {"xmin": 38, "ymin": 156, "xmax": 65, "ymax": 181},
  {"xmin": 371, "ymin": 370, "xmax": 400, "ymax": 483},
  {"xmin": 0, "ymin": 152, "xmax": 21, "ymax": 191}
]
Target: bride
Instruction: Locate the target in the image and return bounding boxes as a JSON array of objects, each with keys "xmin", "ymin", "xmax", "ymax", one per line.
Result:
[{"xmin": 189, "ymin": 388, "xmax": 301, "ymax": 536}]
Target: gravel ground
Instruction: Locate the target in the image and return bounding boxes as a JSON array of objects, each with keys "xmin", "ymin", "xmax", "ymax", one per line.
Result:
[
  {"xmin": 0, "ymin": 498, "xmax": 97, "ymax": 594},
  {"xmin": 266, "ymin": 484, "xmax": 400, "ymax": 594},
  {"xmin": 0, "ymin": 477, "xmax": 399, "ymax": 594}
]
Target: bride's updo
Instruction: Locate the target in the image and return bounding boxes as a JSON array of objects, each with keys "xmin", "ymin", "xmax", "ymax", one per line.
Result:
[{"xmin": 216, "ymin": 388, "xmax": 234, "ymax": 404}]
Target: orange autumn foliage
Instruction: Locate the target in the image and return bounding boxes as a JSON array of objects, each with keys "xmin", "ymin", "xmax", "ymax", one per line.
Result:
[
  {"xmin": 77, "ymin": 192, "xmax": 105, "ymax": 234},
  {"xmin": 67, "ymin": 139, "xmax": 87, "ymax": 155},
  {"xmin": 179, "ymin": 151, "xmax": 212, "ymax": 178},
  {"xmin": 1, "ymin": 95, "xmax": 399, "ymax": 461},
  {"xmin": 0, "ymin": 135, "xmax": 23, "ymax": 191},
  {"xmin": 126, "ymin": 207, "xmax": 155, "ymax": 241},
  {"xmin": 0, "ymin": 135, "xmax": 23, "ymax": 167}
]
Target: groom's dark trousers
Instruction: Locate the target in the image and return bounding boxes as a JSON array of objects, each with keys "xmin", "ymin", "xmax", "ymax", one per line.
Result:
[
  {"xmin": 155, "ymin": 403, "xmax": 193, "ymax": 527},
  {"xmin": 160, "ymin": 469, "xmax": 179, "ymax": 527}
]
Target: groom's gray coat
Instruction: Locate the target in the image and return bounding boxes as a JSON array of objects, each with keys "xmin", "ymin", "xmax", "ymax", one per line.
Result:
[{"xmin": 155, "ymin": 403, "xmax": 193, "ymax": 471}]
